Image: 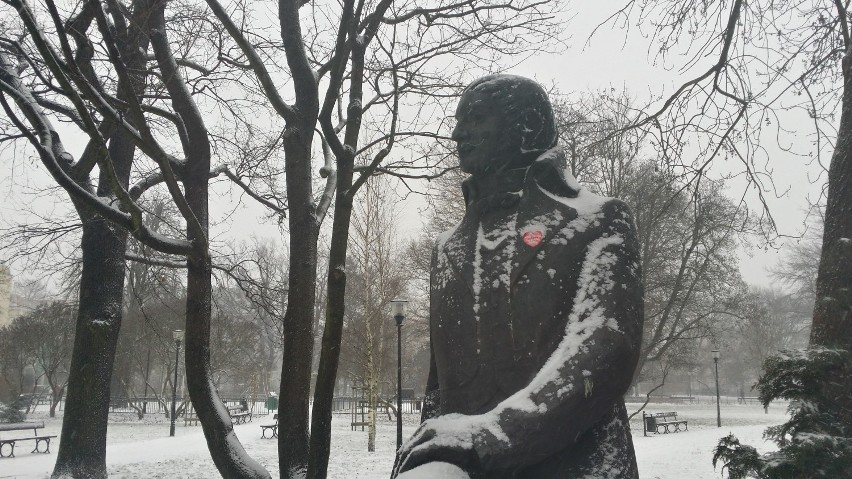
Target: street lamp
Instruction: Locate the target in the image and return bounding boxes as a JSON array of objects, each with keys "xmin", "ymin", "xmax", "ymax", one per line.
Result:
[
  {"xmin": 712, "ymin": 348, "xmax": 721, "ymax": 428},
  {"xmin": 170, "ymin": 329, "xmax": 185, "ymax": 437},
  {"xmin": 391, "ymin": 299, "xmax": 408, "ymax": 450}
]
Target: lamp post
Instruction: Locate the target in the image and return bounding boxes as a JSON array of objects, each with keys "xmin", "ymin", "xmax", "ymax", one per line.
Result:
[
  {"xmin": 170, "ymin": 329, "xmax": 184, "ymax": 437},
  {"xmin": 391, "ymin": 299, "xmax": 407, "ymax": 450},
  {"xmin": 712, "ymin": 348, "xmax": 721, "ymax": 427}
]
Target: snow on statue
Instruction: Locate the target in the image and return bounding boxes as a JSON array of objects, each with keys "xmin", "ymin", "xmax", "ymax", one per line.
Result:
[{"xmin": 393, "ymin": 75, "xmax": 644, "ymax": 478}]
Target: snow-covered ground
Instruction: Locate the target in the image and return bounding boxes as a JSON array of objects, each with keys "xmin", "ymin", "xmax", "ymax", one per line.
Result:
[{"xmin": 1, "ymin": 401, "xmax": 786, "ymax": 478}]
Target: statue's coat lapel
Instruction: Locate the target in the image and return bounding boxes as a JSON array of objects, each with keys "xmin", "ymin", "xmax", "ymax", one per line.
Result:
[
  {"xmin": 441, "ymin": 213, "xmax": 478, "ymax": 297},
  {"xmin": 510, "ymin": 182, "xmax": 575, "ymax": 287}
]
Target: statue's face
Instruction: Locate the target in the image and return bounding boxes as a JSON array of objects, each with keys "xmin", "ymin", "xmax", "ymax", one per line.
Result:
[{"xmin": 452, "ymin": 89, "xmax": 518, "ymax": 175}]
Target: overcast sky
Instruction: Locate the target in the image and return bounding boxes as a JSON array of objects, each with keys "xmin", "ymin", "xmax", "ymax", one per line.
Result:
[
  {"xmin": 0, "ymin": 2, "xmax": 828, "ymax": 290},
  {"xmin": 492, "ymin": 4, "xmax": 827, "ymax": 287}
]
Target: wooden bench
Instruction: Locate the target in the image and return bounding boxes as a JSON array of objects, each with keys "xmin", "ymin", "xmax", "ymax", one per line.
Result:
[
  {"xmin": 643, "ymin": 411, "xmax": 688, "ymax": 434},
  {"xmin": 183, "ymin": 404, "xmax": 199, "ymax": 426},
  {"xmin": 228, "ymin": 406, "xmax": 252, "ymax": 425},
  {"xmin": 0, "ymin": 422, "xmax": 57, "ymax": 458},
  {"xmin": 184, "ymin": 413, "xmax": 200, "ymax": 426},
  {"xmin": 260, "ymin": 414, "xmax": 278, "ymax": 439}
]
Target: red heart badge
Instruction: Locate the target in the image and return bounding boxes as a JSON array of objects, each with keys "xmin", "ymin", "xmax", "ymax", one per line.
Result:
[{"xmin": 522, "ymin": 230, "xmax": 543, "ymax": 247}]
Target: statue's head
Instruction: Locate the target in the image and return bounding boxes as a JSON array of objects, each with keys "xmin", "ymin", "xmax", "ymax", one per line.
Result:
[{"xmin": 452, "ymin": 74, "xmax": 557, "ymax": 176}]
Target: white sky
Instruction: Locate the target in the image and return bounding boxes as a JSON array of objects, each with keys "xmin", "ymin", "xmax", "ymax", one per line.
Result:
[
  {"xmin": 489, "ymin": 5, "xmax": 827, "ymax": 287},
  {"xmin": 0, "ymin": 3, "xmax": 828, "ymax": 290}
]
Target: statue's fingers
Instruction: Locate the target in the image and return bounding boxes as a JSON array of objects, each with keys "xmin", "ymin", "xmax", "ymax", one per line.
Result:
[
  {"xmin": 395, "ymin": 438, "xmax": 425, "ymax": 474},
  {"xmin": 401, "ymin": 438, "xmax": 469, "ymax": 473},
  {"xmin": 398, "ymin": 442, "xmax": 434, "ymax": 473},
  {"xmin": 402, "ymin": 426, "xmax": 435, "ymax": 453}
]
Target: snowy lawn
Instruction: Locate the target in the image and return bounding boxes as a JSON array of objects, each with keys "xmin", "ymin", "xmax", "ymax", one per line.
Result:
[{"xmin": 1, "ymin": 401, "xmax": 786, "ymax": 478}]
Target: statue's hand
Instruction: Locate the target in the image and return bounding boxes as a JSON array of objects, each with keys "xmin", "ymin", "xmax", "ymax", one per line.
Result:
[
  {"xmin": 393, "ymin": 415, "xmax": 481, "ymax": 476},
  {"xmin": 393, "ymin": 413, "xmax": 513, "ymax": 477}
]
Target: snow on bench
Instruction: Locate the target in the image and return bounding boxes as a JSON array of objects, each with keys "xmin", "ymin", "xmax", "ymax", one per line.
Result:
[
  {"xmin": 260, "ymin": 414, "xmax": 278, "ymax": 439},
  {"xmin": 642, "ymin": 411, "xmax": 688, "ymax": 434},
  {"xmin": 0, "ymin": 421, "xmax": 57, "ymax": 458},
  {"xmin": 228, "ymin": 406, "xmax": 252, "ymax": 425}
]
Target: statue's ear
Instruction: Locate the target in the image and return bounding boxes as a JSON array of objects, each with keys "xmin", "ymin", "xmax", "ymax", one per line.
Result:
[{"xmin": 518, "ymin": 108, "xmax": 545, "ymax": 150}]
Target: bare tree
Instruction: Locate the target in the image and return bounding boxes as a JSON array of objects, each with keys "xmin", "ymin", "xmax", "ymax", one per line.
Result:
[
  {"xmin": 726, "ymin": 287, "xmax": 811, "ymax": 387},
  {"xmin": 771, "ymin": 209, "xmax": 824, "ymax": 302},
  {"xmin": 0, "ymin": 314, "xmax": 40, "ymax": 400},
  {"xmin": 555, "ymin": 88, "xmax": 647, "ymax": 195},
  {"xmin": 340, "ymin": 178, "xmax": 409, "ymax": 452},
  {"xmin": 626, "ymin": 164, "xmax": 750, "ymax": 384},
  {"xmin": 0, "ymin": 0, "xmax": 269, "ymax": 476},
  {"xmin": 598, "ymin": 0, "xmax": 851, "ymax": 422},
  {"xmin": 0, "ymin": 0, "xmax": 163, "ymax": 474},
  {"xmin": 27, "ymin": 301, "xmax": 75, "ymax": 417}
]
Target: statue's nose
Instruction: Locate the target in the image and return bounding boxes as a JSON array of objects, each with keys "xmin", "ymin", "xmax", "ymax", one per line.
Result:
[{"xmin": 451, "ymin": 124, "xmax": 467, "ymax": 142}]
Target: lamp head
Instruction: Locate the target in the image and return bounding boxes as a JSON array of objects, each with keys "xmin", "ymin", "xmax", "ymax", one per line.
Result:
[
  {"xmin": 173, "ymin": 329, "xmax": 185, "ymax": 344},
  {"xmin": 390, "ymin": 299, "xmax": 408, "ymax": 325},
  {"xmin": 712, "ymin": 349, "xmax": 720, "ymax": 361}
]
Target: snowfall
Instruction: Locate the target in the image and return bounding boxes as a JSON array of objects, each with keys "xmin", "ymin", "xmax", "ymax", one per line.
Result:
[{"xmin": 1, "ymin": 399, "xmax": 785, "ymax": 478}]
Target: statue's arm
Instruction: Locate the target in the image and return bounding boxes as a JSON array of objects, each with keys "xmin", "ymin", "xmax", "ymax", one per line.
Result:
[
  {"xmin": 395, "ymin": 200, "xmax": 642, "ymax": 474},
  {"xmin": 473, "ymin": 199, "xmax": 643, "ymax": 469},
  {"xmin": 420, "ymin": 343, "xmax": 440, "ymax": 422},
  {"xmin": 422, "ymin": 243, "xmax": 443, "ymax": 424}
]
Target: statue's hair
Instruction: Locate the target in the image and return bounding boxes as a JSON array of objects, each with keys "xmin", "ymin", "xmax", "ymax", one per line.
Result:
[{"xmin": 463, "ymin": 74, "xmax": 557, "ymax": 153}]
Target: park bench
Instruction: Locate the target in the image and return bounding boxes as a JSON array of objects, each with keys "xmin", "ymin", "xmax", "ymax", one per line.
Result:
[
  {"xmin": 0, "ymin": 422, "xmax": 57, "ymax": 458},
  {"xmin": 669, "ymin": 395, "xmax": 696, "ymax": 404},
  {"xmin": 260, "ymin": 414, "xmax": 278, "ymax": 439},
  {"xmin": 643, "ymin": 411, "xmax": 688, "ymax": 435},
  {"xmin": 184, "ymin": 413, "xmax": 200, "ymax": 426},
  {"xmin": 183, "ymin": 404, "xmax": 199, "ymax": 426},
  {"xmin": 228, "ymin": 406, "xmax": 252, "ymax": 425}
]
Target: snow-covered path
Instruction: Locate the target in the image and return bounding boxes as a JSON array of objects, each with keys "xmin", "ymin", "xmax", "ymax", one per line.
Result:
[{"xmin": 0, "ymin": 402, "xmax": 785, "ymax": 478}]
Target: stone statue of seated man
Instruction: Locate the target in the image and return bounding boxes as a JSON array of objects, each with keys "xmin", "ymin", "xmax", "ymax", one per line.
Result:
[{"xmin": 393, "ymin": 74, "xmax": 644, "ymax": 479}]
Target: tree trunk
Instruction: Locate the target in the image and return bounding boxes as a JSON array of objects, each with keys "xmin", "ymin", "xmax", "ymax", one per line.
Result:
[
  {"xmin": 49, "ymin": 385, "xmax": 62, "ymax": 418},
  {"xmin": 308, "ymin": 150, "xmax": 355, "ymax": 479},
  {"xmin": 811, "ymin": 56, "xmax": 852, "ymax": 351},
  {"xmin": 367, "ymin": 317, "xmax": 377, "ymax": 452},
  {"xmin": 52, "ymin": 217, "xmax": 128, "ymax": 479},
  {"xmin": 52, "ymin": 4, "xmax": 149, "ymax": 475},
  {"xmin": 185, "ymin": 247, "xmax": 268, "ymax": 478},
  {"xmin": 279, "ymin": 129, "xmax": 320, "ymax": 479},
  {"xmin": 143, "ymin": 2, "xmax": 270, "ymax": 475},
  {"xmin": 809, "ymin": 51, "xmax": 852, "ymax": 426}
]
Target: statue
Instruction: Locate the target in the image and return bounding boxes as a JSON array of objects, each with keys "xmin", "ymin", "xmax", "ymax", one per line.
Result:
[{"xmin": 393, "ymin": 75, "xmax": 644, "ymax": 478}]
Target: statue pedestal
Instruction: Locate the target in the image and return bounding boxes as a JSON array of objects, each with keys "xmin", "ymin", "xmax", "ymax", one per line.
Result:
[{"xmin": 396, "ymin": 462, "xmax": 470, "ymax": 479}]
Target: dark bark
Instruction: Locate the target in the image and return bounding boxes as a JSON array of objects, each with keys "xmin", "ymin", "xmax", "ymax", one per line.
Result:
[
  {"xmin": 53, "ymin": 216, "xmax": 129, "ymax": 479},
  {"xmin": 52, "ymin": 3, "xmax": 148, "ymax": 471},
  {"xmin": 49, "ymin": 386, "xmax": 63, "ymax": 418},
  {"xmin": 308, "ymin": 5, "xmax": 391, "ymax": 476},
  {"xmin": 275, "ymin": 1, "xmax": 321, "ymax": 475},
  {"xmin": 146, "ymin": 2, "xmax": 269, "ymax": 476},
  {"xmin": 183, "ymin": 189, "xmax": 267, "ymax": 478},
  {"xmin": 279, "ymin": 129, "xmax": 320, "ymax": 478},
  {"xmin": 308, "ymin": 151, "xmax": 354, "ymax": 479},
  {"xmin": 307, "ymin": 5, "xmax": 360, "ymax": 474},
  {"xmin": 809, "ymin": 50, "xmax": 852, "ymax": 427}
]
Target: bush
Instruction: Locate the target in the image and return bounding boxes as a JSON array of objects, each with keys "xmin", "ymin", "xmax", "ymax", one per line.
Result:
[
  {"xmin": 0, "ymin": 396, "xmax": 27, "ymax": 423},
  {"xmin": 713, "ymin": 348, "xmax": 852, "ymax": 478}
]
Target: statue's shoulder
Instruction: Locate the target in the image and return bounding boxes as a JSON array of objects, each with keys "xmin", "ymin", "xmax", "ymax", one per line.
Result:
[
  {"xmin": 435, "ymin": 222, "xmax": 461, "ymax": 251},
  {"xmin": 537, "ymin": 184, "xmax": 630, "ymax": 218}
]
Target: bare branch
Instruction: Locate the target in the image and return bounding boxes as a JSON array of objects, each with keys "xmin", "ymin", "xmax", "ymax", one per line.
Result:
[{"xmin": 204, "ymin": 0, "xmax": 297, "ymax": 123}]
